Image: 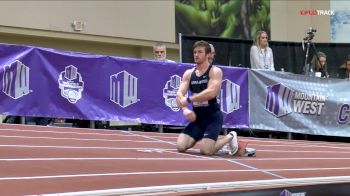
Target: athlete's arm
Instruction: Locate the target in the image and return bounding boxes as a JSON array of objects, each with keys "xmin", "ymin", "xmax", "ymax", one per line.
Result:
[
  {"xmin": 188, "ymin": 66, "xmax": 223, "ymax": 103},
  {"xmin": 176, "ymin": 69, "xmax": 192, "ymax": 108}
]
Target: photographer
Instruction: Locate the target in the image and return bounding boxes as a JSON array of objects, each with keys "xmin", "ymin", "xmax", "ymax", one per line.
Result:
[
  {"xmin": 308, "ymin": 52, "xmax": 329, "ymax": 78},
  {"xmin": 301, "ymin": 27, "xmax": 329, "ymax": 77}
]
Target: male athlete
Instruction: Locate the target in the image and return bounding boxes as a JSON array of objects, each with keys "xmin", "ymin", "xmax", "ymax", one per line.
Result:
[{"xmin": 176, "ymin": 40, "xmax": 255, "ymax": 156}]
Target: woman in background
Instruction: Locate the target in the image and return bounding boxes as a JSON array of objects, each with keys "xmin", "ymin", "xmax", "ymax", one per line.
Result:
[
  {"xmin": 250, "ymin": 30, "xmax": 275, "ymax": 71},
  {"xmin": 310, "ymin": 51, "xmax": 329, "ymax": 78}
]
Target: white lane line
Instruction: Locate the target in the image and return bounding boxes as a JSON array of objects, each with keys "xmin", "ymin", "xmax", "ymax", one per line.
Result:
[
  {"xmin": 0, "ymin": 144, "xmax": 175, "ymax": 151},
  {"xmin": 38, "ymin": 175, "xmax": 350, "ymax": 196},
  {"xmin": 0, "ymin": 135, "xmax": 162, "ymax": 143},
  {"xmin": 125, "ymin": 131, "xmax": 283, "ymax": 179},
  {"xmin": 0, "ymin": 126, "xmax": 179, "ymax": 138},
  {"xmin": 256, "ymin": 149, "xmax": 350, "ymax": 153},
  {"xmin": 220, "ymin": 157, "xmax": 286, "ymax": 179},
  {"xmin": 250, "ymin": 143, "xmax": 350, "ymax": 150},
  {"xmin": 239, "ymin": 157, "xmax": 350, "ymax": 161},
  {"xmin": 0, "ymin": 128, "xmax": 132, "ymax": 137},
  {"xmin": 2, "ymin": 167, "xmax": 350, "ymax": 181},
  {"xmin": 0, "ymin": 124, "xmax": 121, "ymax": 132},
  {"xmin": 2, "ymin": 144, "xmax": 350, "ymax": 155},
  {"xmin": 0, "ymin": 157, "xmax": 213, "ymax": 161},
  {"xmin": 245, "ymin": 139, "xmax": 350, "ymax": 147},
  {"xmin": 3, "ymin": 133, "xmax": 349, "ymax": 151},
  {"xmin": 122, "ymin": 131, "xmax": 214, "ymax": 160},
  {"xmin": 1, "ymin": 157, "xmax": 350, "ymax": 162},
  {"xmin": 1, "ymin": 127, "xmax": 348, "ymax": 148},
  {"xmin": 122, "ymin": 131, "xmax": 176, "ymax": 146}
]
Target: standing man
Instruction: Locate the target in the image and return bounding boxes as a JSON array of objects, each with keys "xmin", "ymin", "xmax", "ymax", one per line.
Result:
[
  {"xmin": 175, "ymin": 40, "xmax": 238, "ymax": 155},
  {"xmin": 208, "ymin": 43, "xmax": 216, "ymax": 65},
  {"xmin": 153, "ymin": 42, "xmax": 175, "ymax": 62}
]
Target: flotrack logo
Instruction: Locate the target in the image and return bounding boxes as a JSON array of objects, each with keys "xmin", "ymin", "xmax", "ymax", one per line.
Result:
[
  {"xmin": 300, "ymin": 9, "xmax": 335, "ymax": 16},
  {"xmin": 265, "ymin": 83, "xmax": 326, "ymax": 117},
  {"xmin": 58, "ymin": 65, "xmax": 84, "ymax": 104},
  {"xmin": 2, "ymin": 60, "xmax": 31, "ymax": 99},
  {"xmin": 280, "ymin": 189, "xmax": 306, "ymax": 196}
]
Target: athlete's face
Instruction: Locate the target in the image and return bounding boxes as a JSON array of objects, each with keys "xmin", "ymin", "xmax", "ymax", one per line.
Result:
[{"xmin": 193, "ymin": 46, "xmax": 208, "ymax": 64}]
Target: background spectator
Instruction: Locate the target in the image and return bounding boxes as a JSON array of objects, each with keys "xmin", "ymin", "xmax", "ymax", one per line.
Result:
[
  {"xmin": 310, "ymin": 51, "xmax": 329, "ymax": 78},
  {"xmin": 250, "ymin": 30, "xmax": 275, "ymax": 70},
  {"xmin": 153, "ymin": 42, "xmax": 175, "ymax": 62}
]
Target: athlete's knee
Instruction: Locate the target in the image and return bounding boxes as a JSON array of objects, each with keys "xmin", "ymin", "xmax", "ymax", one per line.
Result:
[
  {"xmin": 200, "ymin": 148, "xmax": 214, "ymax": 156},
  {"xmin": 177, "ymin": 134, "xmax": 195, "ymax": 153},
  {"xmin": 176, "ymin": 140, "xmax": 188, "ymax": 152},
  {"xmin": 176, "ymin": 144, "xmax": 188, "ymax": 153}
]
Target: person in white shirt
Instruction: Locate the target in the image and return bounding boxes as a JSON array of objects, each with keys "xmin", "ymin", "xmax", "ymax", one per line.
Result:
[
  {"xmin": 153, "ymin": 42, "xmax": 175, "ymax": 62},
  {"xmin": 250, "ymin": 31, "xmax": 275, "ymax": 70}
]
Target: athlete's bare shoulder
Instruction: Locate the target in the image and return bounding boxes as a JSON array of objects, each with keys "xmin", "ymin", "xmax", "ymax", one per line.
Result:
[
  {"xmin": 183, "ymin": 67, "xmax": 195, "ymax": 77},
  {"xmin": 210, "ymin": 65, "xmax": 223, "ymax": 76}
]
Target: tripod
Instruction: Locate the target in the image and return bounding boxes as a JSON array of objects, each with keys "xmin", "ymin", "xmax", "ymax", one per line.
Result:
[{"xmin": 302, "ymin": 32, "xmax": 322, "ymax": 76}]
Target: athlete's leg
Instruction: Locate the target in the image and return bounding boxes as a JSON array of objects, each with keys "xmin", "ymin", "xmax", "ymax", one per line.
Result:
[
  {"xmin": 177, "ymin": 122, "xmax": 203, "ymax": 153},
  {"xmin": 200, "ymin": 134, "xmax": 233, "ymax": 155},
  {"xmin": 176, "ymin": 133, "xmax": 196, "ymax": 153},
  {"xmin": 199, "ymin": 110, "xmax": 229, "ymax": 155}
]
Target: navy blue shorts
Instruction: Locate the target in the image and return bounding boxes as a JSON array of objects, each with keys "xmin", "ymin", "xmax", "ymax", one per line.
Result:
[{"xmin": 182, "ymin": 109, "xmax": 223, "ymax": 142}]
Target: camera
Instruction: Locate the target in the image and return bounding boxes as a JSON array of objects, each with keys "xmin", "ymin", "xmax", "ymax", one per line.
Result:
[
  {"xmin": 307, "ymin": 27, "xmax": 317, "ymax": 34},
  {"xmin": 303, "ymin": 27, "xmax": 317, "ymax": 41}
]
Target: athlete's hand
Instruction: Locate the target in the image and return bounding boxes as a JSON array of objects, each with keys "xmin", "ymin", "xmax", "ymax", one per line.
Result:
[
  {"xmin": 179, "ymin": 97, "xmax": 188, "ymax": 108},
  {"xmin": 182, "ymin": 107, "xmax": 196, "ymax": 122}
]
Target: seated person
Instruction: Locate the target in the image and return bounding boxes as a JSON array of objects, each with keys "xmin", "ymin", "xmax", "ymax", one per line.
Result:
[
  {"xmin": 303, "ymin": 51, "xmax": 329, "ymax": 78},
  {"xmin": 338, "ymin": 54, "xmax": 350, "ymax": 79}
]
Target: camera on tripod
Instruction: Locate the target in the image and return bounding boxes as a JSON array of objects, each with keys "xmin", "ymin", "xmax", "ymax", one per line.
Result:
[{"xmin": 303, "ymin": 27, "xmax": 317, "ymax": 41}]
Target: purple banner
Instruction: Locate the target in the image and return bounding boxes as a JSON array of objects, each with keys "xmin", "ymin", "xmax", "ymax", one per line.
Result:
[{"xmin": 0, "ymin": 43, "xmax": 248, "ymax": 128}]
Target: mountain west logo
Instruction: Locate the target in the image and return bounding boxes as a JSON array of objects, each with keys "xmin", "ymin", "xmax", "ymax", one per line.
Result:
[
  {"xmin": 163, "ymin": 75, "xmax": 184, "ymax": 112},
  {"xmin": 265, "ymin": 83, "xmax": 325, "ymax": 117},
  {"xmin": 220, "ymin": 79, "xmax": 240, "ymax": 114},
  {"xmin": 2, "ymin": 60, "xmax": 31, "ymax": 99},
  {"xmin": 110, "ymin": 71, "xmax": 139, "ymax": 108},
  {"xmin": 58, "ymin": 65, "xmax": 84, "ymax": 104},
  {"xmin": 265, "ymin": 83, "xmax": 293, "ymax": 117}
]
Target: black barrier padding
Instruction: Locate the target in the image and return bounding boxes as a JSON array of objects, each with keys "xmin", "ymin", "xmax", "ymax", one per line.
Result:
[
  {"xmin": 180, "ymin": 34, "xmax": 350, "ymax": 78},
  {"xmin": 195, "ymin": 182, "xmax": 350, "ymax": 196}
]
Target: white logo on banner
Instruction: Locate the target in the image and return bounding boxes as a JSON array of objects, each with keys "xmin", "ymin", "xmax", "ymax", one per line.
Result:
[
  {"xmin": 58, "ymin": 65, "xmax": 84, "ymax": 104},
  {"xmin": 219, "ymin": 79, "xmax": 241, "ymax": 114},
  {"xmin": 2, "ymin": 60, "xmax": 31, "ymax": 99},
  {"xmin": 163, "ymin": 75, "xmax": 184, "ymax": 112},
  {"xmin": 265, "ymin": 83, "xmax": 326, "ymax": 118},
  {"xmin": 110, "ymin": 70, "xmax": 139, "ymax": 108}
]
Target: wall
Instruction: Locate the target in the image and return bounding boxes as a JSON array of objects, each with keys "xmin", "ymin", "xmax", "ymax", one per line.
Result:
[
  {"xmin": 0, "ymin": 1, "xmax": 333, "ymax": 61},
  {"xmin": 271, "ymin": 1, "xmax": 331, "ymax": 42},
  {"xmin": 0, "ymin": 1, "xmax": 175, "ymax": 42},
  {"xmin": 0, "ymin": 1, "xmax": 178, "ymax": 61}
]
